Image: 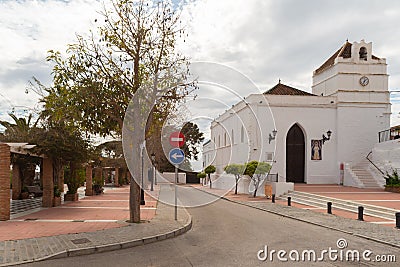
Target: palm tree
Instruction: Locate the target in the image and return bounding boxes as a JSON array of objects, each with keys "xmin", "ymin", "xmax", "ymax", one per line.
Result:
[{"xmin": 0, "ymin": 113, "xmax": 39, "ymax": 142}]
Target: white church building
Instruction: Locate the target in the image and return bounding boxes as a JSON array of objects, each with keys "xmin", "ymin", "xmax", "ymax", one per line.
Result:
[{"xmin": 203, "ymin": 40, "xmax": 392, "ymax": 195}]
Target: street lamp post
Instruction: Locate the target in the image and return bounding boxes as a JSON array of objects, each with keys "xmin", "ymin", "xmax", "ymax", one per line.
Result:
[
  {"xmin": 140, "ymin": 142, "xmax": 145, "ymax": 205},
  {"xmin": 150, "ymin": 153, "xmax": 155, "ymax": 191}
]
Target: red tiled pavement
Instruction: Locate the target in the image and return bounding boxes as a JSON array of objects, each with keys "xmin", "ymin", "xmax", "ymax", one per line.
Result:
[{"xmin": 0, "ymin": 185, "xmax": 159, "ymax": 241}]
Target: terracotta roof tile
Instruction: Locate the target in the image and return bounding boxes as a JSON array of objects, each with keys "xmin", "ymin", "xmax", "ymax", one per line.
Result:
[
  {"xmin": 264, "ymin": 83, "xmax": 315, "ymax": 96},
  {"xmin": 315, "ymin": 41, "xmax": 381, "ymax": 75}
]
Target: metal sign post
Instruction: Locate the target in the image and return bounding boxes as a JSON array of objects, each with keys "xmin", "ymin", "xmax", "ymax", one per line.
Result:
[
  {"xmin": 175, "ymin": 164, "xmax": 178, "ymax": 221},
  {"xmin": 168, "ymin": 132, "xmax": 185, "ymax": 222}
]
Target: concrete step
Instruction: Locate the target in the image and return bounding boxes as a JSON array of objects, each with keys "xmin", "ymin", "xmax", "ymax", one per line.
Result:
[
  {"xmin": 351, "ymin": 164, "xmax": 381, "ymax": 188},
  {"xmin": 280, "ymin": 191, "xmax": 397, "ymax": 221}
]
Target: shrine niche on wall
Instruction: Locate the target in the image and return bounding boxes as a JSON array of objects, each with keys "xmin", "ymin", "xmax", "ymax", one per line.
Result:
[{"xmin": 311, "ymin": 140, "xmax": 322, "ymax": 160}]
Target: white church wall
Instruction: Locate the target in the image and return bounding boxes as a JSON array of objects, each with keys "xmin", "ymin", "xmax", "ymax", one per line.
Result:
[
  {"xmin": 371, "ymin": 140, "xmax": 400, "ymax": 171},
  {"xmin": 336, "ymin": 105, "xmax": 390, "ymax": 165},
  {"xmin": 269, "ymin": 104, "xmax": 339, "ymax": 184}
]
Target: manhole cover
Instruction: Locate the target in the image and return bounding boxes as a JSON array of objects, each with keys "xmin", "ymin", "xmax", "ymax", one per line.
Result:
[{"xmin": 71, "ymin": 238, "xmax": 91, "ymax": 245}]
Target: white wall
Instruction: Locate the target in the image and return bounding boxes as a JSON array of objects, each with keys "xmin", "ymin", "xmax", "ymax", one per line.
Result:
[
  {"xmin": 268, "ymin": 99, "xmax": 339, "ymax": 184},
  {"xmin": 372, "ymin": 140, "xmax": 400, "ymax": 171}
]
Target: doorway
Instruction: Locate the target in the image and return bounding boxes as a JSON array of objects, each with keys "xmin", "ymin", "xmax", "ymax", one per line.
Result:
[{"xmin": 286, "ymin": 124, "xmax": 305, "ymax": 183}]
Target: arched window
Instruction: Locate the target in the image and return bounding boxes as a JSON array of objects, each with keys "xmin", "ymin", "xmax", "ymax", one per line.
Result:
[
  {"xmin": 218, "ymin": 135, "xmax": 220, "ymax": 147},
  {"xmin": 224, "ymin": 133, "xmax": 227, "ymax": 146},
  {"xmin": 241, "ymin": 126, "xmax": 245, "ymax": 143},
  {"xmin": 231, "ymin": 129, "xmax": 234, "ymax": 145},
  {"xmin": 359, "ymin": 47, "xmax": 367, "ymax": 61}
]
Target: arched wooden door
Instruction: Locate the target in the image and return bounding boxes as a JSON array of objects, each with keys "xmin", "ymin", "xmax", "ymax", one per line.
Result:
[{"xmin": 286, "ymin": 124, "xmax": 305, "ymax": 183}]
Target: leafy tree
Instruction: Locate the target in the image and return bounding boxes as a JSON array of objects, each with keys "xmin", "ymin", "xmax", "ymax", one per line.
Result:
[
  {"xmin": 33, "ymin": 122, "xmax": 92, "ymax": 194},
  {"xmin": 224, "ymin": 164, "xmax": 245, "ymax": 194},
  {"xmin": 244, "ymin": 161, "xmax": 271, "ymax": 197},
  {"xmin": 204, "ymin": 165, "xmax": 216, "ymax": 189},
  {"xmin": 197, "ymin": 172, "xmax": 206, "ymax": 185},
  {"xmin": 146, "ymin": 121, "xmax": 204, "ymax": 172},
  {"xmin": 45, "ymin": 0, "xmax": 193, "ymax": 222}
]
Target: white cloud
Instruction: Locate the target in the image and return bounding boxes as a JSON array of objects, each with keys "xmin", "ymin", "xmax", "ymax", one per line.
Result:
[
  {"xmin": 1, "ymin": 0, "xmax": 400, "ymax": 130},
  {"xmin": 0, "ymin": 0, "xmax": 102, "ymax": 122}
]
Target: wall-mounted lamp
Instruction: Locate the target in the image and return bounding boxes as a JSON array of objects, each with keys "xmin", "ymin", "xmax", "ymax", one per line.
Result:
[
  {"xmin": 268, "ymin": 129, "xmax": 277, "ymax": 144},
  {"xmin": 322, "ymin": 130, "xmax": 332, "ymax": 144}
]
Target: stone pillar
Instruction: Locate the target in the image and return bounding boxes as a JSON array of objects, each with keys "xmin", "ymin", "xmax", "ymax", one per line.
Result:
[
  {"xmin": 42, "ymin": 157, "xmax": 54, "ymax": 208},
  {"xmin": 95, "ymin": 167, "xmax": 103, "ymax": 185},
  {"xmin": 114, "ymin": 167, "xmax": 119, "ymax": 187},
  {"xmin": 11, "ymin": 164, "xmax": 21, "ymax": 200},
  {"xmin": 0, "ymin": 143, "xmax": 11, "ymax": 221},
  {"xmin": 85, "ymin": 165, "xmax": 93, "ymax": 196},
  {"xmin": 58, "ymin": 168, "xmax": 65, "ymax": 193}
]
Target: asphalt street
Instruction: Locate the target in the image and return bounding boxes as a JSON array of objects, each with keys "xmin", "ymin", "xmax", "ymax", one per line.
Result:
[{"xmin": 23, "ymin": 186, "xmax": 399, "ymax": 267}]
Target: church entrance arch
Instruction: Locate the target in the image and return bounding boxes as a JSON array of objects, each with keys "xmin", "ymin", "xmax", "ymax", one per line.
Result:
[{"xmin": 286, "ymin": 124, "xmax": 305, "ymax": 183}]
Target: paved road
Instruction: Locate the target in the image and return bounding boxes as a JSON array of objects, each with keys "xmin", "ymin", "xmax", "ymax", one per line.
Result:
[{"xmin": 24, "ymin": 187, "xmax": 398, "ymax": 266}]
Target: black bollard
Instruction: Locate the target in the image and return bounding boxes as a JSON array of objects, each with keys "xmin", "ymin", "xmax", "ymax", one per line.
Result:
[
  {"xmin": 327, "ymin": 202, "xmax": 332, "ymax": 214},
  {"xmin": 140, "ymin": 188, "xmax": 145, "ymax": 205},
  {"xmin": 272, "ymin": 194, "xmax": 275, "ymax": 203},
  {"xmin": 288, "ymin": 196, "xmax": 291, "ymax": 206},
  {"xmin": 396, "ymin": 212, "xmax": 400, "ymax": 229},
  {"xmin": 358, "ymin": 206, "xmax": 364, "ymax": 221}
]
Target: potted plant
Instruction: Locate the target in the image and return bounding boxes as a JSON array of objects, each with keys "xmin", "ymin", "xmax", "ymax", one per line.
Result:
[
  {"xmin": 64, "ymin": 181, "xmax": 79, "ymax": 201},
  {"xmin": 384, "ymin": 169, "xmax": 400, "ymax": 193},
  {"xmin": 53, "ymin": 185, "xmax": 62, "ymax": 206}
]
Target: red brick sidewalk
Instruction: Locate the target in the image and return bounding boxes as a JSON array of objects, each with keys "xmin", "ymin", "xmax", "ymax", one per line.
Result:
[{"xmin": 0, "ymin": 185, "xmax": 159, "ymax": 241}]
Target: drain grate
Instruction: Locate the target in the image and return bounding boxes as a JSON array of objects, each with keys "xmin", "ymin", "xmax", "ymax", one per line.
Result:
[
  {"xmin": 25, "ymin": 218, "xmax": 38, "ymax": 221},
  {"xmin": 70, "ymin": 238, "xmax": 91, "ymax": 245}
]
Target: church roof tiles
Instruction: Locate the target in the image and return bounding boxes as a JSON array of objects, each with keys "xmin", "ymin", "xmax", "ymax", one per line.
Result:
[{"xmin": 263, "ymin": 83, "xmax": 315, "ymax": 96}]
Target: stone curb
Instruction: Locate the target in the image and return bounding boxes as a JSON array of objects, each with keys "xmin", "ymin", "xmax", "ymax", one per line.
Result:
[
  {"xmin": 1, "ymin": 211, "xmax": 192, "ymax": 266},
  {"xmin": 192, "ymin": 186, "xmax": 400, "ymax": 250}
]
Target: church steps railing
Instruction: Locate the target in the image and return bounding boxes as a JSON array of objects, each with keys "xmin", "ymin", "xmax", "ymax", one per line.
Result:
[{"xmin": 366, "ymin": 151, "xmax": 384, "ymax": 175}]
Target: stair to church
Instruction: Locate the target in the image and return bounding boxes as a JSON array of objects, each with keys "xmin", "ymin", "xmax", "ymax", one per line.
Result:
[
  {"xmin": 351, "ymin": 160, "xmax": 383, "ymax": 189},
  {"xmin": 280, "ymin": 191, "xmax": 397, "ymax": 221}
]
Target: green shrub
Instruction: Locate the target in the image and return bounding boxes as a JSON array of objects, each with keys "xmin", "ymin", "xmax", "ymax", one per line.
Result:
[{"xmin": 385, "ymin": 169, "xmax": 400, "ymax": 187}]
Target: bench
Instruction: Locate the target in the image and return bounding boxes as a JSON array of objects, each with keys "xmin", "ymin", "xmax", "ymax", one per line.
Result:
[{"xmin": 26, "ymin": 186, "xmax": 43, "ymax": 197}]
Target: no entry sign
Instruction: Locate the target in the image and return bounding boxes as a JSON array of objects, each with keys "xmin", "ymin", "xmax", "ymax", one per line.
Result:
[{"xmin": 169, "ymin": 131, "xmax": 185, "ymax": 147}]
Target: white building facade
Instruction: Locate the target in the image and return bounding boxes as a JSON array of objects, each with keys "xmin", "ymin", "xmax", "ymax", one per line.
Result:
[{"xmin": 204, "ymin": 40, "xmax": 391, "ymax": 189}]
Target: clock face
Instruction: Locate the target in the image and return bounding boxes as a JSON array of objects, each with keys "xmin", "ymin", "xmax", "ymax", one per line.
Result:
[{"xmin": 360, "ymin": 76, "xmax": 369, "ymax": 86}]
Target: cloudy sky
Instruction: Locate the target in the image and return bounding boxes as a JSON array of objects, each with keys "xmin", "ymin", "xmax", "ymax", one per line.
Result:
[{"xmin": 1, "ymin": 0, "xmax": 400, "ymax": 131}]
